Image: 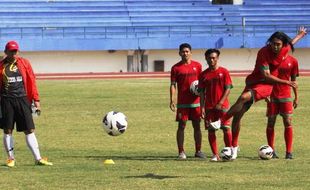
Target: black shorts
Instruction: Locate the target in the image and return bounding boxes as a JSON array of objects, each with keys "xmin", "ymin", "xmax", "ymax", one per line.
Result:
[{"xmin": 0, "ymin": 96, "xmax": 35, "ymax": 132}]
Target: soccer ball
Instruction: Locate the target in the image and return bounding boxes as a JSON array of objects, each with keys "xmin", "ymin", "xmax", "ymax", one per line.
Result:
[
  {"xmin": 190, "ymin": 80, "xmax": 199, "ymax": 96},
  {"xmin": 102, "ymin": 111, "xmax": 128, "ymax": 136},
  {"xmin": 258, "ymin": 145, "xmax": 273, "ymax": 160},
  {"xmin": 220, "ymin": 147, "xmax": 233, "ymax": 161}
]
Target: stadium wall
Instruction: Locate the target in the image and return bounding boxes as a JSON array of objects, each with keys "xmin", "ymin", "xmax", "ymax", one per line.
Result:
[{"xmin": 9, "ymin": 48, "xmax": 310, "ymax": 74}]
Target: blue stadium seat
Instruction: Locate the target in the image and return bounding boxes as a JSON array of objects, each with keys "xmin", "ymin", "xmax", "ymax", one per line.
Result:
[{"xmin": 0, "ymin": 0, "xmax": 308, "ymax": 50}]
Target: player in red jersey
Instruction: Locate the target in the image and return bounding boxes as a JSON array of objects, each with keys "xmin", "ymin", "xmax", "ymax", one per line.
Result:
[
  {"xmin": 210, "ymin": 27, "xmax": 307, "ymax": 160},
  {"xmin": 198, "ymin": 49, "xmax": 233, "ymax": 161},
  {"xmin": 170, "ymin": 43, "xmax": 205, "ymax": 159},
  {"xmin": 266, "ymin": 55, "xmax": 299, "ymax": 159}
]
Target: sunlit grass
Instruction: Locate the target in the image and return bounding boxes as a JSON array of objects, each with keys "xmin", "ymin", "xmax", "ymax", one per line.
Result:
[{"xmin": 1, "ymin": 77, "xmax": 309, "ymax": 190}]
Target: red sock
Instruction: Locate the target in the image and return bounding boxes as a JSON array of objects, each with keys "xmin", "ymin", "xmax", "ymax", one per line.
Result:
[
  {"xmin": 266, "ymin": 127, "xmax": 275, "ymax": 149},
  {"xmin": 223, "ymin": 129, "xmax": 232, "ymax": 147},
  {"xmin": 178, "ymin": 147, "xmax": 184, "ymax": 154},
  {"xmin": 208, "ymin": 131, "xmax": 218, "ymax": 155},
  {"xmin": 195, "ymin": 143, "xmax": 201, "ymax": 153},
  {"xmin": 284, "ymin": 126, "xmax": 293, "ymax": 153}
]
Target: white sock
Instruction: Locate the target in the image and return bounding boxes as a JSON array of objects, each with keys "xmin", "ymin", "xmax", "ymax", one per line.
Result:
[
  {"xmin": 3, "ymin": 134, "xmax": 14, "ymax": 160},
  {"xmin": 26, "ymin": 133, "xmax": 42, "ymax": 161}
]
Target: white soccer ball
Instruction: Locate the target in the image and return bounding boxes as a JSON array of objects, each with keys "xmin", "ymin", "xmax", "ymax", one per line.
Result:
[
  {"xmin": 190, "ymin": 80, "xmax": 199, "ymax": 96},
  {"xmin": 258, "ymin": 145, "xmax": 273, "ymax": 160},
  {"xmin": 220, "ymin": 147, "xmax": 233, "ymax": 161},
  {"xmin": 102, "ymin": 111, "xmax": 128, "ymax": 136}
]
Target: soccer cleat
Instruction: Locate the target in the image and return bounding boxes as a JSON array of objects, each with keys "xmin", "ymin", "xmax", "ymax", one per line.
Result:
[
  {"xmin": 6, "ymin": 159, "xmax": 15, "ymax": 167},
  {"xmin": 209, "ymin": 119, "xmax": 221, "ymax": 130},
  {"xmin": 178, "ymin": 152, "xmax": 187, "ymax": 160},
  {"xmin": 272, "ymin": 151, "xmax": 279, "ymax": 159},
  {"xmin": 285, "ymin": 152, "xmax": 293, "ymax": 159},
  {"xmin": 35, "ymin": 157, "xmax": 53, "ymax": 166},
  {"xmin": 231, "ymin": 146, "xmax": 239, "ymax": 160},
  {"xmin": 194, "ymin": 151, "xmax": 206, "ymax": 159},
  {"xmin": 210, "ymin": 154, "xmax": 220, "ymax": 162}
]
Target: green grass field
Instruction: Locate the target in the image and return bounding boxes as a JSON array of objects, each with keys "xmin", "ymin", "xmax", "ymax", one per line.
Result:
[{"xmin": 1, "ymin": 77, "xmax": 310, "ymax": 190}]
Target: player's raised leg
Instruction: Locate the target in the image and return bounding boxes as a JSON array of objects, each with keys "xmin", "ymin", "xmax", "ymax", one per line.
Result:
[{"xmin": 210, "ymin": 91, "xmax": 252, "ymax": 129}]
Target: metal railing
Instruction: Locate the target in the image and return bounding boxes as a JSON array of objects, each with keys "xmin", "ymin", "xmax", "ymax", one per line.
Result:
[{"xmin": 0, "ymin": 24, "xmax": 306, "ymax": 39}]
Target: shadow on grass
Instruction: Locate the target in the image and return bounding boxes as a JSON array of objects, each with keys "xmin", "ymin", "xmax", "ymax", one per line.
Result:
[
  {"xmin": 64, "ymin": 154, "xmax": 264, "ymax": 162},
  {"xmin": 65, "ymin": 155, "xmax": 208, "ymax": 162},
  {"xmin": 124, "ymin": 173, "xmax": 181, "ymax": 180},
  {"xmin": 242, "ymin": 156, "xmax": 262, "ymax": 160}
]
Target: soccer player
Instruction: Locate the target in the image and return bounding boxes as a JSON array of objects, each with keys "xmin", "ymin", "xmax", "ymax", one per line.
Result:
[
  {"xmin": 210, "ymin": 27, "xmax": 307, "ymax": 160},
  {"xmin": 198, "ymin": 49, "xmax": 233, "ymax": 161},
  {"xmin": 266, "ymin": 54, "xmax": 299, "ymax": 159},
  {"xmin": 0, "ymin": 41, "xmax": 53, "ymax": 167},
  {"xmin": 170, "ymin": 43, "xmax": 205, "ymax": 159}
]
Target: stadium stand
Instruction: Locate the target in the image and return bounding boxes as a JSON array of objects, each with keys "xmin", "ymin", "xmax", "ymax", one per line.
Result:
[{"xmin": 0, "ymin": 0, "xmax": 308, "ymax": 50}]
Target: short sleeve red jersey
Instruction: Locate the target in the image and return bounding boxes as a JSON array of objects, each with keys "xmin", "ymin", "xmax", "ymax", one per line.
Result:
[
  {"xmin": 246, "ymin": 45, "xmax": 291, "ymax": 85},
  {"xmin": 271, "ymin": 55, "xmax": 299, "ymax": 99},
  {"xmin": 198, "ymin": 67, "xmax": 233, "ymax": 109},
  {"xmin": 171, "ymin": 60, "xmax": 202, "ymax": 107}
]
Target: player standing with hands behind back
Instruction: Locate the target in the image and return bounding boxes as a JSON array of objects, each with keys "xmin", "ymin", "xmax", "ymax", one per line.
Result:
[
  {"xmin": 0, "ymin": 41, "xmax": 52, "ymax": 167},
  {"xmin": 170, "ymin": 43, "xmax": 205, "ymax": 159}
]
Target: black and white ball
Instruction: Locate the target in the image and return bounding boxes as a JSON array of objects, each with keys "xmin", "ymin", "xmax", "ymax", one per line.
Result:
[
  {"xmin": 102, "ymin": 111, "xmax": 128, "ymax": 136},
  {"xmin": 220, "ymin": 147, "xmax": 233, "ymax": 161},
  {"xmin": 190, "ymin": 80, "xmax": 199, "ymax": 96},
  {"xmin": 258, "ymin": 145, "xmax": 273, "ymax": 160}
]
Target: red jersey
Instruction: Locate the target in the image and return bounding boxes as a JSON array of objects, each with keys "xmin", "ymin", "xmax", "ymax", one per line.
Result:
[
  {"xmin": 198, "ymin": 67, "xmax": 233, "ymax": 110},
  {"xmin": 271, "ymin": 55, "xmax": 299, "ymax": 100},
  {"xmin": 171, "ymin": 60, "xmax": 202, "ymax": 107},
  {"xmin": 246, "ymin": 45, "xmax": 291, "ymax": 85}
]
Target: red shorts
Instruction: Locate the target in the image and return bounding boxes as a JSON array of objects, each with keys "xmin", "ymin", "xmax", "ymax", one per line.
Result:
[
  {"xmin": 243, "ymin": 83, "xmax": 273, "ymax": 102},
  {"xmin": 204, "ymin": 109, "xmax": 230, "ymax": 129},
  {"xmin": 176, "ymin": 107, "xmax": 201, "ymax": 121},
  {"xmin": 267, "ymin": 101, "xmax": 293, "ymax": 117}
]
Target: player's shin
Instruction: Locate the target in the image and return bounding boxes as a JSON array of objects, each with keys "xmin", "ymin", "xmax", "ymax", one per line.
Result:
[{"xmin": 3, "ymin": 134, "xmax": 14, "ymax": 160}]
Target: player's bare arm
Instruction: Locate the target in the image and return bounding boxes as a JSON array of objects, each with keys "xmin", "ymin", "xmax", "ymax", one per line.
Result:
[
  {"xmin": 291, "ymin": 26, "xmax": 307, "ymax": 45},
  {"xmin": 170, "ymin": 83, "xmax": 177, "ymax": 112},
  {"xmin": 293, "ymin": 86, "xmax": 298, "ymax": 109},
  {"xmin": 216, "ymin": 88, "xmax": 230, "ymax": 110},
  {"xmin": 199, "ymin": 88, "xmax": 205, "ymax": 119},
  {"xmin": 262, "ymin": 69, "xmax": 297, "ymax": 88},
  {"xmin": 291, "ymin": 76, "xmax": 298, "ymax": 109}
]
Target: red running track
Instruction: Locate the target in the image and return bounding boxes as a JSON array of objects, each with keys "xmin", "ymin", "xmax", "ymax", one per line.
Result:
[{"xmin": 36, "ymin": 70, "xmax": 310, "ymax": 80}]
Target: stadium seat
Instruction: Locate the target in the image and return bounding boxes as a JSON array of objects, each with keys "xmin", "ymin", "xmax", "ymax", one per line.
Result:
[{"xmin": 0, "ymin": 0, "xmax": 308, "ymax": 50}]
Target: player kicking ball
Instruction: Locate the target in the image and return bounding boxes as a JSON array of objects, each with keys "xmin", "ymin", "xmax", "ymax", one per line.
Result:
[{"xmin": 210, "ymin": 27, "xmax": 307, "ymax": 160}]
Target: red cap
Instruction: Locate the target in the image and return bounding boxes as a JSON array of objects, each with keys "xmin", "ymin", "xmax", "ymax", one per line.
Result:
[{"xmin": 5, "ymin": 41, "xmax": 19, "ymax": 51}]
